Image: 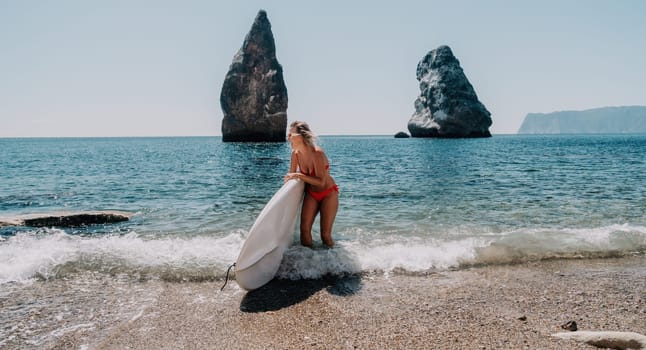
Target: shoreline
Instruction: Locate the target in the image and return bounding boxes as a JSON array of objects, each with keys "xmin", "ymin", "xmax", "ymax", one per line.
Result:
[{"xmin": 13, "ymin": 255, "xmax": 639, "ymax": 349}]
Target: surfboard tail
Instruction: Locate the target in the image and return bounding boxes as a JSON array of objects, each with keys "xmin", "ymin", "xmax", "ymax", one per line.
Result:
[{"xmin": 234, "ymin": 179, "xmax": 305, "ymax": 290}]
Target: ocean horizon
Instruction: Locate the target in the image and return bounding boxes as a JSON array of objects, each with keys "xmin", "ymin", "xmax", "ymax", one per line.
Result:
[{"xmin": 3, "ymin": 131, "xmax": 646, "ymax": 139}]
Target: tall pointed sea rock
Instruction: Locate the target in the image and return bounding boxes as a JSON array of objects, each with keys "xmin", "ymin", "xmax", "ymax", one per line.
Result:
[
  {"xmin": 220, "ymin": 10, "xmax": 288, "ymax": 142},
  {"xmin": 408, "ymin": 45, "xmax": 492, "ymax": 138}
]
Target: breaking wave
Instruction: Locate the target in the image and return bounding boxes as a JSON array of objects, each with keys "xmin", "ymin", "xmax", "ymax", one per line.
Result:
[{"xmin": 1, "ymin": 224, "xmax": 645, "ymax": 284}]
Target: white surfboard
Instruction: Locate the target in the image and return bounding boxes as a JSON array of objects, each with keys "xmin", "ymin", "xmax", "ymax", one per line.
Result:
[{"xmin": 235, "ymin": 179, "xmax": 304, "ymax": 291}]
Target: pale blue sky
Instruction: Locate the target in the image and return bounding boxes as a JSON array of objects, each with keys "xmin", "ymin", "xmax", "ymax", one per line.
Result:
[{"xmin": 1, "ymin": 0, "xmax": 644, "ymax": 137}]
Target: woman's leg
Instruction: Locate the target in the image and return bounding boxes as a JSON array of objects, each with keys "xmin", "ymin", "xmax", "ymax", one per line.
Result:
[
  {"xmin": 319, "ymin": 190, "xmax": 339, "ymax": 248},
  {"xmin": 300, "ymin": 193, "xmax": 319, "ymax": 247}
]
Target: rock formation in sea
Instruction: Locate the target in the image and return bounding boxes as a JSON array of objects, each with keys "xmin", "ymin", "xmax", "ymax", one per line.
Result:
[
  {"xmin": 518, "ymin": 106, "xmax": 646, "ymax": 134},
  {"xmin": 220, "ymin": 10, "xmax": 288, "ymax": 142},
  {"xmin": 407, "ymin": 45, "xmax": 492, "ymax": 138},
  {"xmin": 394, "ymin": 131, "xmax": 410, "ymax": 138}
]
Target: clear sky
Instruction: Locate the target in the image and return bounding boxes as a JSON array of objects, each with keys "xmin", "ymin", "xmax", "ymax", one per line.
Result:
[{"xmin": 1, "ymin": 0, "xmax": 645, "ymax": 137}]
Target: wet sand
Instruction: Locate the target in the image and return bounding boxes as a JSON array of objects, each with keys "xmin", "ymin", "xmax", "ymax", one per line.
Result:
[{"xmin": 8, "ymin": 255, "xmax": 646, "ymax": 349}]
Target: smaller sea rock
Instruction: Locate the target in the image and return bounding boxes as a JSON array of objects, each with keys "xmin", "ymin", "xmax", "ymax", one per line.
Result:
[
  {"xmin": 394, "ymin": 131, "xmax": 410, "ymax": 138},
  {"xmin": 407, "ymin": 45, "xmax": 492, "ymax": 138}
]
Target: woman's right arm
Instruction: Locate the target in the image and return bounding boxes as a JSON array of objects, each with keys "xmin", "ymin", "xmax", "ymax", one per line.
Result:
[
  {"xmin": 288, "ymin": 151, "xmax": 298, "ymax": 173},
  {"xmin": 284, "ymin": 151, "xmax": 300, "ymax": 183}
]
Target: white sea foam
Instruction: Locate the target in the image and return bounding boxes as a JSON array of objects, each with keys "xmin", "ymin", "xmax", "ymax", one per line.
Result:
[
  {"xmin": 0, "ymin": 229, "xmax": 245, "ymax": 284},
  {"xmin": 1, "ymin": 224, "xmax": 644, "ymax": 284},
  {"xmin": 276, "ymin": 237, "xmax": 482, "ymax": 279}
]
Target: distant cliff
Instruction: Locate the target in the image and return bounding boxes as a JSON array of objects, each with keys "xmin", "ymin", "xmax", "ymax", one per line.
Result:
[{"xmin": 518, "ymin": 106, "xmax": 646, "ymax": 134}]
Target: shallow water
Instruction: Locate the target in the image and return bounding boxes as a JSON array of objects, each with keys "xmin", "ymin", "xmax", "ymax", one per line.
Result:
[{"xmin": 1, "ymin": 135, "xmax": 645, "ymax": 284}]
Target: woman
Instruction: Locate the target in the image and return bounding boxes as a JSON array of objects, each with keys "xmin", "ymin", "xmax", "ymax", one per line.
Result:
[{"xmin": 284, "ymin": 121, "xmax": 339, "ymax": 248}]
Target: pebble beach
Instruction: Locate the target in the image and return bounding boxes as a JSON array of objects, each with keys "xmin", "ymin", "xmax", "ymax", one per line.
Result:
[{"xmin": 3, "ymin": 255, "xmax": 641, "ymax": 349}]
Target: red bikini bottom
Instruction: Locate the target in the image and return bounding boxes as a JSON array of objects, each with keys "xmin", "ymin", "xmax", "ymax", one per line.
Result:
[{"xmin": 307, "ymin": 184, "xmax": 339, "ymax": 202}]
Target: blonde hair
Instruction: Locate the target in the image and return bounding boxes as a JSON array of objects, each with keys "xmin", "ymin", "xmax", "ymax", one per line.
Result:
[{"xmin": 290, "ymin": 121, "xmax": 317, "ymax": 148}]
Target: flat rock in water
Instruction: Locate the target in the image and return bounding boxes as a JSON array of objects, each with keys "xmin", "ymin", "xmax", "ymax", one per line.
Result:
[{"xmin": 0, "ymin": 211, "xmax": 132, "ymax": 227}]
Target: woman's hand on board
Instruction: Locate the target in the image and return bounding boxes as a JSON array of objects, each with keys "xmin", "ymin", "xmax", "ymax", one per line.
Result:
[{"xmin": 284, "ymin": 172, "xmax": 301, "ymax": 183}]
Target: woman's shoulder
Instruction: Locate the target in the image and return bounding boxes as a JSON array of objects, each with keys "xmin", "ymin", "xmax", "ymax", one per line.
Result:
[
  {"xmin": 313, "ymin": 147, "xmax": 329, "ymax": 162},
  {"xmin": 313, "ymin": 147, "xmax": 328, "ymax": 157}
]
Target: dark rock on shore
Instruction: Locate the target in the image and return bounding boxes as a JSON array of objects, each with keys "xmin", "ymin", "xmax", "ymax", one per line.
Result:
[
  {"xmin": 220, "ymin": 10, "xmax": 288, "ymax": 142},
  {"xmin": 561, "ymin": 320, "xmax": 577, "ymax": 331},
  {"xmin": 408, "ymin": 45, "xmax": 492, "ymax": 138},
  {"xmin": 394, "ymin": 131, "xmax": 410, "ymax": 138},
  {"xmin": 0, "ymin": 211, "xmax": 132, "ymax": 227}
]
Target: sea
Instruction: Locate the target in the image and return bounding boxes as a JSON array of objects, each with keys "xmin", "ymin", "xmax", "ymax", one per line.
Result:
[{"xmin": 1, "ymin": 134, "xmax": 645, "ymax": 346}]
